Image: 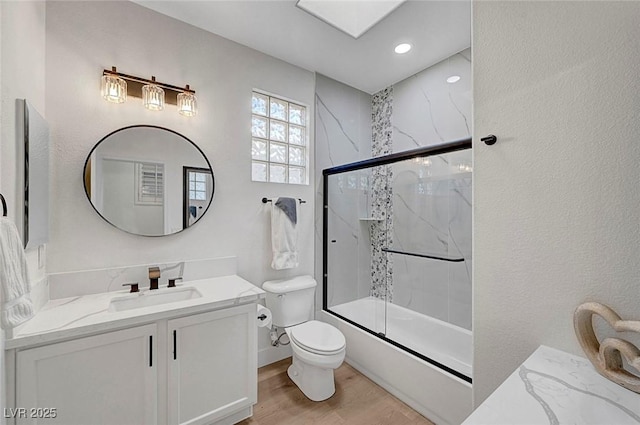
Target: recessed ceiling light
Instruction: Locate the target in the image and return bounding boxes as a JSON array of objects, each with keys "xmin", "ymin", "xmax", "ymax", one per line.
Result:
[
  {"xmin": 394, "ymin": 43, "xmax": 412, "ymax": 54},
  {"xmin": 446, "ymin": 75, "xmax": 461, "ymax": 83}
]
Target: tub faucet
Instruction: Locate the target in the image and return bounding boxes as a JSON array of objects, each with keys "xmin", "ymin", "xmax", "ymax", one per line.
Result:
[{"xmin": 149, "ymin": 267, "xmax": 160, "ymax": 290}]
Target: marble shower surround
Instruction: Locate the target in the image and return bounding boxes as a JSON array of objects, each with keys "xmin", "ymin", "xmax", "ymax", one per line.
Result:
[
  {"xmin": 369, "ymin": 49, "xmax": 472, "ymax": 329},
  {"xmin": 317, "ymin": 49, "xmax": 471, "ymax": 330},
  {"xmin": 314, "ymin": 74, "xmax": 373, "ymax": 309}
]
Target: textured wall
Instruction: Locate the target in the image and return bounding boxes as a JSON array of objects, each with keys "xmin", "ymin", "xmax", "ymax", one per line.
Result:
[{"xmin": 473, "ymin": 1, "xmax": 640, "ymax": 405}]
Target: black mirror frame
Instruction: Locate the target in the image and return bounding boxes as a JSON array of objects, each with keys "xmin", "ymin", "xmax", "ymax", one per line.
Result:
[{"xmin": 83, "ymin": 124, "xmax": 215, "ymax": 237}]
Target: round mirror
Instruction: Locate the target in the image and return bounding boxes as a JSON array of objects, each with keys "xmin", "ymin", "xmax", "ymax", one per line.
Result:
[{"xmin": 83, "ymin": 125, "xmax": 214, "ymax": 236}]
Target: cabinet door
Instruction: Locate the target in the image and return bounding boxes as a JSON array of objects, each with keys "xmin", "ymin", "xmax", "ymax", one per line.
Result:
[
  {"xmin": 168, "ymin": 304, "xmax": 257, "ymax": 425},
  {"xmin": 16, "ymin": 324, "xmax": 157, "ymax": 425}
]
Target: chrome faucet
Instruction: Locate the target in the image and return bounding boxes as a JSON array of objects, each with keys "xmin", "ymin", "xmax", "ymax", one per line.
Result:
[{"xmin": 149, "ymin": 267, "xmax": 160, "ymax": 290}]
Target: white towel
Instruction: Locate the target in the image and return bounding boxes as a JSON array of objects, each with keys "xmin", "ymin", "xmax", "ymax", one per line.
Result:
[
  {"xmin": 271, "ymin": 200, "xmax": 299, "ymax": 270},
  {"xmin": 0, "ymin": 217, "xmax": 34, "ymax": 329}
]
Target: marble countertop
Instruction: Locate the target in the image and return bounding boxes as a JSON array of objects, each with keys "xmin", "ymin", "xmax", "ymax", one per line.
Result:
[
  {"xmin": 6, "ymin": 275, "xmax": 265, "ymax": 350},
  {"xmin": 463, "ymin": 345, "xmax": 640, "ymax": 424}
]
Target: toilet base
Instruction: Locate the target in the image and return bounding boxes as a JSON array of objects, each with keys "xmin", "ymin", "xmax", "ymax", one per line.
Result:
[{"xmin": 287, "ymin": 356, "xmax": 336, "ymax": 402}]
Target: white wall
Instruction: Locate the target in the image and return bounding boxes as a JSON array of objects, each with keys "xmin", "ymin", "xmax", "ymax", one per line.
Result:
[
  {"xmin": 100, "ymin": 160, "xmax": 165, "ymax": 235},
  {"xmin": 0, "ymin": 2, "xmax": 47, "ymax": 284},
  {"xmin": 473, "ymin": 1, "xmax": 640, "ymax": 405},
  {"xmin": 0, "ymin": 1, "xmax": 47, "ymax": 419},
  {"xmin": 45, "ymin": 1, "xmax": 315, "ymax": 361}
]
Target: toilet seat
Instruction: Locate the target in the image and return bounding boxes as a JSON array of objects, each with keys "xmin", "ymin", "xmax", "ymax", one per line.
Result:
[{"xmin": 289, "ymin": 321, "xmax": 345, "ymax": 355}]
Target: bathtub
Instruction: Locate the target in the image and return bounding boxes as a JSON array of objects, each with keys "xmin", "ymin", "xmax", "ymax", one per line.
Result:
[{"xmin": 322, "ymin": 296, "xmax": 473, "ymax": 425}]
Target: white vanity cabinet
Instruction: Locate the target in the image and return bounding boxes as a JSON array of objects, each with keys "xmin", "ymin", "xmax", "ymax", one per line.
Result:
[
  {"xmin": 15, "ymin": 324, "xmax": 158, "ymax": 425},
  {"xmin": 9, "ymin": 303, "xmax": 257, "ymax": 425},
  {"xmin": 168, "ymin": 304, "xmax": 257, "ymax": 425}
]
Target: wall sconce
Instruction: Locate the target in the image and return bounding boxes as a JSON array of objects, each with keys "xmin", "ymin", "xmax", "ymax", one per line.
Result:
[{"xmin": 101, "ymin": 67, "xmax": 197, "ymax": 117}]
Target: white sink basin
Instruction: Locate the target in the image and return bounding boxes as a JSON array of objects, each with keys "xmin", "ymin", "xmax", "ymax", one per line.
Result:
[{"xmin": 109, "ymin": 287, "xmax": 202, "ymax": 312}]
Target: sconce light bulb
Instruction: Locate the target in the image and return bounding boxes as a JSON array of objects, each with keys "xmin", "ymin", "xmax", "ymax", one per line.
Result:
[
  {"xmin": 178, "ymin": 91, "xmax": 198, "ymax": 117},
  {"xmin": 101, "ymin": 74, "xmax": 127, "ymax": 103},
  {"xmin": 142, "ymin": 83, "xmax": 165, "ymax": 111}
]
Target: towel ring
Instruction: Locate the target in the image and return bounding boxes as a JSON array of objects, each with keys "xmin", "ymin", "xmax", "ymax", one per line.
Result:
[{"xmin": 0, "ymin": 193, "xmax": 6, "ymax": 217}]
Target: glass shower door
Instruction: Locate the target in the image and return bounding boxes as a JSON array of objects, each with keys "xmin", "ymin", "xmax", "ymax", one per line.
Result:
[{"xmin": 325, "ymin": 167, "xmax": 388, "ymax": 336}]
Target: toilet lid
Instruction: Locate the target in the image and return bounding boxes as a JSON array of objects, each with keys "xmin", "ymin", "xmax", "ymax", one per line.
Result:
[{"xmin": 290, "ymin": 321, "xmax": 346, "ymax": 355}]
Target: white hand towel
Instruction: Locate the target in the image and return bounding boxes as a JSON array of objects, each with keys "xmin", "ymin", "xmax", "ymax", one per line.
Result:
[
  {"xmin": 271, "ymin": 199, "xmax": 298, "ymax": 270},
  {"xmin": 0, "ymin": 217, "xmax": 34, "ymax": 329}
]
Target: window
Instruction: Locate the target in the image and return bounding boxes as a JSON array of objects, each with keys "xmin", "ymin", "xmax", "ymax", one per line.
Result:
[
  {"xmin": 189, "ymin": 171, "xmax": 208, "ymax": 201},
  {"xmin": 251, "ymin": 91, "xmax": 307, "ymax": 184},
  {"xmin": 136, "ymin": 162, "xmax": 164, "ymax": 205}
]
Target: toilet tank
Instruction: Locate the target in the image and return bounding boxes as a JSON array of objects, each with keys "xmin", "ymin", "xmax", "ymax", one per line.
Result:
[{"xmin": 262, "ymin": 275, "xmax": 317, "ymax": 327}]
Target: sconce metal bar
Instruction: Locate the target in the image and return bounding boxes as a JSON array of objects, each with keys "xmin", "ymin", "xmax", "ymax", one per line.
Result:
[{"xmin": 103, "ymin": 68, "xmax": 195, "ymax": 106}]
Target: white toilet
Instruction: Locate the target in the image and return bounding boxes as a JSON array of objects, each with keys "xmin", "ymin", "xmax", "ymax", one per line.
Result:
[{"xmin": 263, "ymin": 275, "xmax": 346, "ymax": 401}]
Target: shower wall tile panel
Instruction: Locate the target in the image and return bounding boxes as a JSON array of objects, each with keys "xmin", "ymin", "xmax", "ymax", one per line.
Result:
[
  {"xmin": 389, "ymin": 49, "xmax": 472, "ymax": 330},
  {"xmin": 392, "ymin": 49, "xmax": 471, "ymax": 152},
  {"xmin": 314, "ymin": 74, "xmax": 372, "ymax": 311}
]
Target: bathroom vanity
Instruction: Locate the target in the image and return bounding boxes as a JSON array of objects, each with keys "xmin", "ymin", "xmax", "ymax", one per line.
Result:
[{"xmin": 4, "ymin": 275, "xmax": 264, "ymax": 425}]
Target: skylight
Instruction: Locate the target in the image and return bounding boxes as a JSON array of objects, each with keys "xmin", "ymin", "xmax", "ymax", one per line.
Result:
[{"xmin": 296, "ymin": 0, "xmax": 406, "ymax": 39}]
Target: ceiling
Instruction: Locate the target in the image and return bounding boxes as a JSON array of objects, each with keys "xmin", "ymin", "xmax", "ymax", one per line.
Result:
[{"xmin": 134, "ymin": 1, "xmax": 471, "ymax": 94}]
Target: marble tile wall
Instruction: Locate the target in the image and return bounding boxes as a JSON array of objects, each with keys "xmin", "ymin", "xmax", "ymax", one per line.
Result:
[
  {"xmin": 389, "ymin": 49, "xmax": 472, "ymax": 330},
  {"xmin": 314, "ymin": 74, "xmax": 372, "ymax": 311},
  {"xmin": 316, "ymin": 48, "xmax": 472, "ymax": 330},
  {"xmin": 391, "ymin": 153, "xmax": 472, "ymax": 329},
  {"xmin": 393, "ymin": 48, "xmax": 471, "ymax": 151}
]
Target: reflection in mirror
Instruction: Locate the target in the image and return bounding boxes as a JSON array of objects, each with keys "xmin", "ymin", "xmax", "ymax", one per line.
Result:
[
  {"xmin": 83, "ymin": 125, "xmax": 214, "ymax": 236},
  {"xmin": 183, "ymin": 167, "xmax": 213, "ymax": 229}
]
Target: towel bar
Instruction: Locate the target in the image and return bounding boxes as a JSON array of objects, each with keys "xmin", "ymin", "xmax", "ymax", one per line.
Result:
[
  {"xmin": 0, "ymin": 193, "xmax": 6, "ymax": 217},
  {"xmin": 262, "ymin": 197, "xmax": 306, "ymax": 204}
]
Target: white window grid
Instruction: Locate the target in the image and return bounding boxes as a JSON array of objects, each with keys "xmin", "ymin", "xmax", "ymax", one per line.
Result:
[
  {"xmin": 251, "ymin": 91, "xmax": 307, "ymax": 185},
  {"xmin": 189, "ymin": 172, "xmax": 208, "ymax": 201},
  {"xmin": 135, "ymin": 162, "xmax": 164, "ymax": 205}
]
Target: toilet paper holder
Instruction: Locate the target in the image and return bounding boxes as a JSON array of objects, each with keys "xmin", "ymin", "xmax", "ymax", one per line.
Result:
[{"xmin": 256, "ymin": 305, "xmax": 272, "ymax": 329}]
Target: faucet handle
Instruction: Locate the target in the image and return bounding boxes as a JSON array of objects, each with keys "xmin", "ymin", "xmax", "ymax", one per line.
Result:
[
  {"xmin": 168, "ymin": 277, "xmax": 183, "ymax": 288},
  {"xmin": 148, "ymin": 267, "xmax": 161, "ymax": 279},
  {"xmin": 123, "ymin": 282, "xmax": 139, "ymax": 293}
]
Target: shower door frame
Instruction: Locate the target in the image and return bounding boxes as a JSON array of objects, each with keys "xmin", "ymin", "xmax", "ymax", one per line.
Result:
[{"xmin": 322, "ymin": 137, "xmax": 473, "ymax": 384}]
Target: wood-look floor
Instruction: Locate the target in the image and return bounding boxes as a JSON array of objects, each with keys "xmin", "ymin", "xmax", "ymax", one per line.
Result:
[{"xmin": 238, "ymin": 358, "xmax": 435, "ymax": 425}]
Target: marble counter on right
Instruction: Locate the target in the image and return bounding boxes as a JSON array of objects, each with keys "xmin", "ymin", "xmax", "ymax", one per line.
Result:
[{"xmin": 462, "ymin": 345, "xmax": 640, "ymax": 424}]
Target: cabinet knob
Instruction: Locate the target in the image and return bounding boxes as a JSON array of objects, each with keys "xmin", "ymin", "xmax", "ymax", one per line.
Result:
[{"xmin": 123, "ymin": 282, "xmax": 139, "ymax": 293}]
